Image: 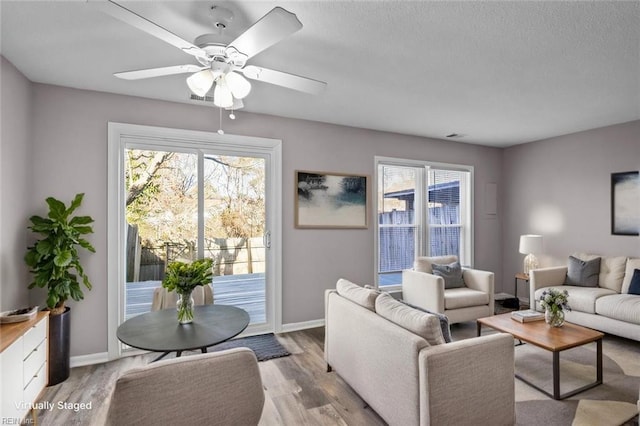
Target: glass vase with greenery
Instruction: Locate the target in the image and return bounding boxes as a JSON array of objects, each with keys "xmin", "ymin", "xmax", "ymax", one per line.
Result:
[{"xmin": 162, "ymin": 258, "xmax": 213, "ymax": 323}]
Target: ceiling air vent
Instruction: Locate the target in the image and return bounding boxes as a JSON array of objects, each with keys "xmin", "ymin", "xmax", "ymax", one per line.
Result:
[{"xmin": 190, "ymin": 94, "xmax": 215, "ymax": 103}]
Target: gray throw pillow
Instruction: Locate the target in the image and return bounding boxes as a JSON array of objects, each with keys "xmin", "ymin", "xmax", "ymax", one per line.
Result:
[
  {"xmin": 431, "ymin": 261, "xmax": 465, "ymax": 289},
  {"xmin": 401, "ymin": 301, "xmax": 453, "ymax": 343},
  {"xmin": 565, "ymin": 255, "xmax": 601, "ymax": 287}
]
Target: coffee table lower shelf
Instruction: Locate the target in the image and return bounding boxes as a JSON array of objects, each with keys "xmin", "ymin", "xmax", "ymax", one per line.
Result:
[{"xmin": 477, "ymin": 313, "xmax": 603, "ymax": 400}]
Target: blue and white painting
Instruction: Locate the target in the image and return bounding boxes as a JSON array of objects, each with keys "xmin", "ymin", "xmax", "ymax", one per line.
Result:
[
  {"xmin": 296, "ymin": 171, "xmax": 368, "ymax": 228},
  {"xmin": 612, "ymin": 171, "xmax": 639, "ymax": 236}
]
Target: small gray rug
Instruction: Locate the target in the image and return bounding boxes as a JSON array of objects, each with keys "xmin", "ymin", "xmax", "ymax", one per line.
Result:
[{"xmin": 211, "ymin": 333, "xmax": 290, "ymax": 361}]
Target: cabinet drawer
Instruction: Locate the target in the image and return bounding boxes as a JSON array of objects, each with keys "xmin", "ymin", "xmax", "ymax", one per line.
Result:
[
  {"xmin": 24, "ymin": 362, "xmax": 47, "ymax": 406},
  {"xmin": 23, "ymin": 317, "xmax": 47, "ymax": 357},
  {"xmin": 24, "ymin": 338, "xmax": 47, "ymax": 385}
]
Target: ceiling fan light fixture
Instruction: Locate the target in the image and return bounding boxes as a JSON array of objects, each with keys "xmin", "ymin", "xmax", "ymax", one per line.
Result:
[
  {"xmin": 186, "ymin": 70, "xmax": 215, "ymax": 97},
  {"xmin": 213, "ymin": 76, "xmax": 234, "ymax": 108},
  {"xmin": 225, "ymin": 71, "xmax": 251, "ymax": 99}
]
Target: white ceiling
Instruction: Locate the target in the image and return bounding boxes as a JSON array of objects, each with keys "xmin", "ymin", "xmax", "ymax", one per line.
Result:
[{"xmin": 1, "ymin": 1, "xmax": 638, "ymax": 147}]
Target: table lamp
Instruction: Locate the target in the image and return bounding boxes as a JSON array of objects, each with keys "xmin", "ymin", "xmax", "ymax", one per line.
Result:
[{"xmin": 519, "ymin": 234, "xmax": 543, "ymax": 275}]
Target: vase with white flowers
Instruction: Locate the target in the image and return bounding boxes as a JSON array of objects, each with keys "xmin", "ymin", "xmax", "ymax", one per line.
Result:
[{"xmin": 539, "ymin": 288, "xmax": 571, "ymax": 327}]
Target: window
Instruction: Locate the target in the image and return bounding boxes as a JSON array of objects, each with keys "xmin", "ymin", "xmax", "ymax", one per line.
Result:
[{"xmin": 376, "ymin": 158, "xmax": 473, "ymax": 288}]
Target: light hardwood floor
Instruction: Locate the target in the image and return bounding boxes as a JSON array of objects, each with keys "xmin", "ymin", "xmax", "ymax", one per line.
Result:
[{"xmin": 32, "ymin": 327, "xmax": 386, "ymax": 425}]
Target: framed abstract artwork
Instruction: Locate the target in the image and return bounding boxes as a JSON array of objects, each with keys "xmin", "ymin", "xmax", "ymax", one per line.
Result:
[
  {"xmin": 611, "ymin": 171, "xmax": 639, "ymax": 236},
  {"xmin": 295, "ymin": 170, "xmax": 368, "ymax": 229}
]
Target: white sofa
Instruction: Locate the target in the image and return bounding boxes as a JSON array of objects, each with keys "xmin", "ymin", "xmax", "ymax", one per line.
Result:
[
  {"xmin": 325, "ymin": 279, "xmax": 515, "ymax": 426},
  {"xmin": 402, "ymin": 255, "xmax": 495, "ymax": 324},
  {"xmin": 530, "ymin": 254, "xmax": 640, "ymax": 341}
]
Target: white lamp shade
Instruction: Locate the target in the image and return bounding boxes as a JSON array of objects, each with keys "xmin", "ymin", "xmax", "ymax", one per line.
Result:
[
  {"xmin": 519, "ymin": 234, "xmax": 543, "ymax": 254},
  {"xmin": 225, "ymin": 71, "xmax": 251, "ymax": 99},
  {"xmin": 186, "ymin": 70, "xmax": 214, "ymax": 97},
  {"xmin": 213, "ymin": 76, "xmax": 234, "ymax": 108}
]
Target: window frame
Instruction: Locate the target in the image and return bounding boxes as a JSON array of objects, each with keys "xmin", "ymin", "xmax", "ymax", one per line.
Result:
[{"xmin": 374, "ymin": 156, "xmax": 474, "ymax": 290}]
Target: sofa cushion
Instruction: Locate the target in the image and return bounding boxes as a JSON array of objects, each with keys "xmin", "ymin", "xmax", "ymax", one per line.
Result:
[
  {"xmin": 375, "ymin": 292, "xmax": 445, "ymax": 346},
  {"xmin": 401, "ymin": 301, "xmax": 452, "ymax": 343},
  {"xmin": 336, "ymin": 279, "xmax": 378, "ymax": 311},
  {"xmin": 599, "ymin": 256, "xmax": 628, "ymax": 292},
  {"xmin": 565, "ymin": 255, "xmax": 600, "ymax": 287},
  {"xmin": 414, "ymin": 255, "xmax": 458, "ymax": 274},
  {"xmin": 534, "ymin": 286, "xmax": 616, "ymax": 314},
  {"xmin": 444, "ymin": 287, "xmax": 490, "ymax": 310},
  {"xmin": 628, "ymin": 269, "xmax": 640, "ymax": 295},
  {"xmin": 431, "ymin": 261, "xmax": 465, "ymax": 289},
  {"xmin": 595, "ymin": 294, "xmax": 640, "ymax": 325},
  {"xmin": 622, "ymin": 258, "xmax": 640, "ymax": 293}
]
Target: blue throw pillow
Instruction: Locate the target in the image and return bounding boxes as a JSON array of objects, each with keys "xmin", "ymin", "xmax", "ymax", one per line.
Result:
[
  {"xmin": 401, "ymin": 301, "xmax": 453, "ymax": 343},
  {"xmin": 431, "ymin": 261, "xmax": 465, "ymax": 289},
  {"xmin": 565, "ymin": 256, "xmax": 600, "ymax": 287},
  {"xmin": 628, "ymin": 269, "xmax": 640, "ymax": 295}
]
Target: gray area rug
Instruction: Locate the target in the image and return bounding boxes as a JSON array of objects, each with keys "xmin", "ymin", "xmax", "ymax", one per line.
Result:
[
  {"xmin": 513, "ymin": 340, "xmax": 639, "ymax": 426},
  {"xmin": 210, "ymin": 333, "xmax": 291, "ymax": 361},
  {"xmin": 451, "ymin": 323, "xmax": 639, "ymax": 426}
]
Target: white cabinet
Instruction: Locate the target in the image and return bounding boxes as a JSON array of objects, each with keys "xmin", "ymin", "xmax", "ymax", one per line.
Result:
[{"xmin": 1, "ymin": 312, "xmax": 49, "ymax": 423}]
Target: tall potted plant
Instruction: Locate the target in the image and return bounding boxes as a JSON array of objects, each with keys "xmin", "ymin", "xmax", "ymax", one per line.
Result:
[{"xmin": 25, "ymin": 193, "xmax": 95, "ymax": 385}]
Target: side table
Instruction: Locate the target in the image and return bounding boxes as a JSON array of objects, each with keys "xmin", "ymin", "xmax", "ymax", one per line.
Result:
[{"xmin": 515, "ymin": 273, "xmax": 530, "ymax": 307}]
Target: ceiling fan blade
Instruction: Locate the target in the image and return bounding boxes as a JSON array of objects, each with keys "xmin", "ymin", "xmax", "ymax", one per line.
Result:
[
  {"xmin": 114, "ymin": 65, "xmax": 206, "ymax": 80},
  {"xmin": 240, "ymin": 66, "xmax": 326, "ymax": 95},
  {"xmin": 95, "ymin": 0, "xmax": 208, "ymax": 60},
  {"xmin": 227, "ymin": 7, "xmax": 302, "ymax": 61}
]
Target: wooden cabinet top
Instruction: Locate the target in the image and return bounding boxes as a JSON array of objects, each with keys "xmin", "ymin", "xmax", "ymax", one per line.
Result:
[{"xmin": 0, "ymin": 311, "xmax": 49, "ymax": 353}]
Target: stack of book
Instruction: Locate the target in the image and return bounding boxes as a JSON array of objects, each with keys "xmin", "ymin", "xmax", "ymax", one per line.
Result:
[{"xmin": 511, "ymin": 309, "xmax": 544, "ymax": 323}]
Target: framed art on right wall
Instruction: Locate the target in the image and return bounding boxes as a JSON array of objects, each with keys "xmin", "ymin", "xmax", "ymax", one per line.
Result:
[{"xmin": 611, "ymin": 171, "xmax": 639, "ymax": 236}]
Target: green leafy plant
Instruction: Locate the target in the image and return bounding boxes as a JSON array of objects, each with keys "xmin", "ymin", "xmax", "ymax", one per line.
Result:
[
  {"xmin": 162, "ymin": 258, "xmax": 214, "ymax": 294},
  {"xmin": 24, "ymin": 193, "xmax": 95, "ymax": 315}
]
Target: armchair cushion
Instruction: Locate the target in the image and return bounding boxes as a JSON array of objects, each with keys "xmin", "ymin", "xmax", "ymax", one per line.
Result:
[
  {"xmin": 376, "ymin": 292, "xmax": 445, "ymax": 346},
  {"xmin": 106, "ymin": 348, "xmax": 264, "ymax": 425},
  {"xmin": 565, "ymin": 255, "xmax": 600, "ymax": 287},
  {"xmin": 414, "ymin": 255, "xmax": 458, "ymax": 274},
  {"xmin": 444, "ymin": 287, "xmax": 490, "ymax": 310},
  {"xmin": 432, "ymin": 261, "xmax": 465, "ymax": 289}
]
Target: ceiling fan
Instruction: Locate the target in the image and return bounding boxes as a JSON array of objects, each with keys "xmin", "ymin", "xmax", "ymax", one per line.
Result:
[{"xmin": 95, "ymin": 1, "xmax": 327, "ymax": 109}]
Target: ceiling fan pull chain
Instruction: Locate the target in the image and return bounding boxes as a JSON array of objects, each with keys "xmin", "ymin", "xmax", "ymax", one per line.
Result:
[{"xmin": 217, "ymin": 107, "xmax": 224, "ymax": 135}]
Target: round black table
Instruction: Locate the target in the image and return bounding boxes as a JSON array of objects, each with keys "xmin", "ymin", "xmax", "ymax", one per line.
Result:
[{"xmin": 117, "ymin": 304, "xmax": 250, "ymax": 361}]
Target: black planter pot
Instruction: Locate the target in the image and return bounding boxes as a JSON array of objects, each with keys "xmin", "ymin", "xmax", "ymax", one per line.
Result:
[{"xmin": 48, "ymin": 306, "xmax": 71, "ymax": 386}]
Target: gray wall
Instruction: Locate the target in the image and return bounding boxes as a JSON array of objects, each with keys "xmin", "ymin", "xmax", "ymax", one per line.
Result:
[
  {"xmin": 3, "ymin": 67, "xmax": 503, "ymax": 356},
  {"xmin": 502, "ymin": 120, "xmax": 640, "ymax": 297},
  {"xmin": 0, "ymin": 56, "xmax": 33, "ymax": 311}
]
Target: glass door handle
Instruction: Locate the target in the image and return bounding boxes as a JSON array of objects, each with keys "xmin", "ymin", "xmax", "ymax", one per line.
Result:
[{"xmin": 263, "ymin": 231, "xmax": 271, "ymax": 249}]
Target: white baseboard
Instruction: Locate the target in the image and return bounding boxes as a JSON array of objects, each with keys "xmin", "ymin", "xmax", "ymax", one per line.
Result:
[
  {"xmin": 70, "ymin": 352, "xmax": 109, "ymax": 368},
  {"xmin": 280, "ymin": 318, "xmax": 325, "ymax": 333},
  {"xmin": 70, "ymin": 320, "xmax": 325, "ymax": 367}
]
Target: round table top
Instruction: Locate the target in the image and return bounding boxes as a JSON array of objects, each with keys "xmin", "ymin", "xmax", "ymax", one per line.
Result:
[{"xmin": 117, "ymin": 304, "xmax": 250, "ymax": 353}]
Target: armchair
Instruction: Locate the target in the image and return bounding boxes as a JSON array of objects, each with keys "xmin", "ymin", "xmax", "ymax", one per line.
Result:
[
  {"xmin": 151, "ymin": 284, "xmax": 214, "ymax": 311},
  {"xmin": 106, "ymin": 348, "xmax": 264, "ymax": 425},
  {"xmin": 402, "ymin": 255, "xmax": 495, "ymax": 324}
]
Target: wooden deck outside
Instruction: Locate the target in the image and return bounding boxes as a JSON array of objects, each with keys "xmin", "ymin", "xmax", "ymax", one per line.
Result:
[{"xmin": 125, "ymin": 273, "xmax": 266, "ymax": 324}]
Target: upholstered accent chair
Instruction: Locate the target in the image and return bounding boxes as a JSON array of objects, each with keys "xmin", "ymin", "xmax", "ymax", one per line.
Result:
[
  {"xmin": 151, "ymin": 284, "xmax": 214, "ymax": 311},
  {"xmin": 402, "ymin": 255, "xmax": 495, "ymax": 324},
  {"xmin": 106, "ymin": 348, "xmax": 265, "ymax": 425}
]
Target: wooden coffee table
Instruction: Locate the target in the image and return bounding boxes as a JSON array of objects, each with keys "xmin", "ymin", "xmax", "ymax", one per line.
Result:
[{"xmin": 477, "ymin": 313, "xmax": 603, "ymax": 400}]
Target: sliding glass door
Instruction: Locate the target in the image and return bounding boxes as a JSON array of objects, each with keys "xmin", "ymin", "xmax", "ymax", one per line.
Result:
[{"xmin": 108, "ymin": 123, "xmax": 281, "ymax": 358}]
